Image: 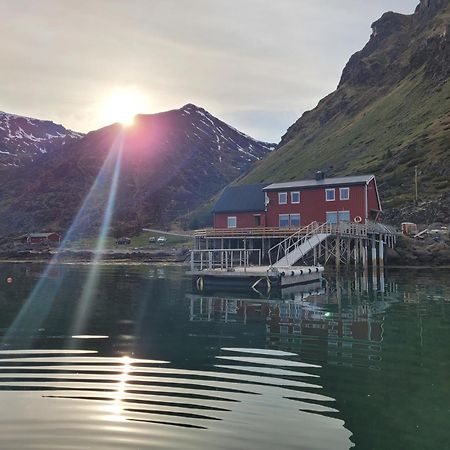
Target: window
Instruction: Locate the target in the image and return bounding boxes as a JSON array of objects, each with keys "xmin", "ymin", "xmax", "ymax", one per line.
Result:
[
  {"xmin": 340, "ymin": 187, "xmax": 349, "ymax": 200},
  {"xmin": 326, "ymin": 211, "xmax": 338, "ymax": 224},
  {"xmin": 264, "ymin": 192, "xmax": 270, "ymax": 206},
  {"xmin": 291, "ymin": 191, "xmax": 300, "ymax": 204},
  {"xmin": 326, "ymin": 188, "xmax": 335, "ymax": 201},
  {"xmin": 338, "ymin": 211, "xmax": 350, "ymax": 222},
  {"xmin": 227, "ymin": 216, "xmax": 237, "ymax": 228},
  {"xmin": 279, "ymin": 214, "xmax": 290, "ymax": 228},
  {"xmin": 290, "ymin": 214, "xmax": 300, "ymax": 228},
  {"xmin": 278, "ymin": 192, "xmax": 287, "ymax": 204},
  {"xmin": 253, "ymin": 215, "xmax": 261, "ymax": 226}
]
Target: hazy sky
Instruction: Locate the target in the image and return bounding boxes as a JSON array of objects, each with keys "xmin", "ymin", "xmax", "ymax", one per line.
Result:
[{"xmin": 1, "ymin": 0, "xmax": 418, "ymax": 142}]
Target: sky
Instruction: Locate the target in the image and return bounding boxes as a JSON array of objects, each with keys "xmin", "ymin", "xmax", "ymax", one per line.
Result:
[{"xmin": 0, "ymin": 0, "xmax": 419, "ymax": 143}]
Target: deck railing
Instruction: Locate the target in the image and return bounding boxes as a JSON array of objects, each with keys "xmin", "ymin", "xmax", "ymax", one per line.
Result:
[
  {"xmin": 195, "ymin": 221, "xmax": 370, "ymax": 239},
  {"xmin": 190, "ymin": 248, "xmax": 262, "ymax": 271}
]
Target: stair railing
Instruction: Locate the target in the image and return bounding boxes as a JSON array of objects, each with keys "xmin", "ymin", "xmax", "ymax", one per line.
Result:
[{"xmin": 268, "ymin": 222, "xmax": 331, "ymax": 266}]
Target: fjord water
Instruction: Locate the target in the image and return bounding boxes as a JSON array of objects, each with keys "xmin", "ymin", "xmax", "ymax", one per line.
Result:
[{"xmin": 0, "ymin": 263, "xmax": 448, "ymax": 450}]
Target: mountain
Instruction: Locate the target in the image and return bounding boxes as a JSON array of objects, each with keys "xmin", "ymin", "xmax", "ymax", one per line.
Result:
[
  {"xmin": 0, "ymin": 111, "xmax": 83, "ymax": 167},
  {"xmin": 0, "ymin": 104, "xmax": 274, "ymax": 235},
  {"xmin": 242, "ymin": 0, "xmax": 450, "ymax": 224}
]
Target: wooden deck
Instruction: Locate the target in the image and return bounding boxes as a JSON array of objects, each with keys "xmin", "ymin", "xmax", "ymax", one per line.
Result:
[{"xmin": 194, "ymin": 221, "xmax": 399, "ymax": 240}]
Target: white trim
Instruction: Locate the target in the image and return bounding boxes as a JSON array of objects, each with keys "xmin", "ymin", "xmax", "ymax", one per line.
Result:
[
  {"xmin": 290, "ymin": 213, "xmax": 301, "ymax": 227},
  {"xmin": 325, "ymin": 188, "xmax": 335, "ymax": 201},
  {"xmin": 338, "ymin": 210, "xmax": 350, "ymax": 222},
  {"xmin": 291, "ymin": 191, "xmax": 300, "ymax": 204},
  {"xmin": 278, "ymin": 192, "xmax": 288, "ymax": 204},
  {"xmin": 227, "ymin": 216, "xmax": 237, "ymax": 228},
  {"xmin": 339, "ymin": 187, "xmax": 350, "ymax": 200},
  {"xmin": 372, "ymin": 177, "xmax": 382, "ymax": 212},
  {"xmin": 279, "ymin": 214, "xmax": 290, "ymax": 228},
  {"xmin": 325, "ymin": 211, "xmax": 338, "ymax": 224},
  {"xmin": 364, "ymin": 184, "xmax": 368, "ymax": 221}
]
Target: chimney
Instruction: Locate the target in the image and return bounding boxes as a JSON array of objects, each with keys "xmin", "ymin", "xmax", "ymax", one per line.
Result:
[{"xmin": 315, "ymin": 171, "xmax": 325, "ymax": 181}]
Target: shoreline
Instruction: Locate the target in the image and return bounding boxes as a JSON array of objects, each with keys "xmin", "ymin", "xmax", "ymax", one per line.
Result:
[{"xmin": 0, "ymin": 257, "xmax": 449, "ymax": 270}]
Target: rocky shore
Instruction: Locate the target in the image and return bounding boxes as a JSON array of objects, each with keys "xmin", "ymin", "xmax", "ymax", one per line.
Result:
[
  {"xmin": 386, "ymin": 235, "xmax": 450, "ymax": 266},
  {"xmin": 0, "ymin": 247, "xmax": 190, "ymax": 263}
]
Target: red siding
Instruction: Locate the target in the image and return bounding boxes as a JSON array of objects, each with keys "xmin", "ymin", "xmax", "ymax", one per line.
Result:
[
  {"xmin": 212, "ymin": 178, "xmax": 382, "ymax": 229},
  {"xmin": 265, "ymin": 185, "xmax": 368, "ymax": 227},
  {"xmin": 214, "ymin": 212, "xmax": 266, "ymax": 229},
  {"xmin": 367, "ymin": 178, "xmax": 381, "ymax": 219}
]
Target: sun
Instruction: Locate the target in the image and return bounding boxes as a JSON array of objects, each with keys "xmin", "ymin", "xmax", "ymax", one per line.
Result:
[{"xmin": 101, "ymin": 88, "xmax": 148, "ymax": 127}]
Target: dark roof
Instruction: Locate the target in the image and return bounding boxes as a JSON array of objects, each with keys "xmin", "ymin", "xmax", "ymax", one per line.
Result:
[
  {"xmin": 212, "ymin": 184, "xmax": 267, "ymax": 213},
  {"xmin": 17, "ymin": 232, "xmax": 60, "ymax": 239},
  {"xmin": 263, "ymin": 175, "xmax": 375, "ymax": 191}
]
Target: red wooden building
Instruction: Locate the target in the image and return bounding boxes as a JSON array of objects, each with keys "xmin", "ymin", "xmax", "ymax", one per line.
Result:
[
  {"xmin": 212, "ymin": 173, "xmax": 381, "ymax": 229},
  {"xmin": 17, "ymin": 232, "xmax": 61, "ymax": 245}
]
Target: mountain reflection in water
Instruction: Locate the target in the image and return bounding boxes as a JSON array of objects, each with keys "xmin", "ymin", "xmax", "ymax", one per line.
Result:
[{"xmin": 0, "ymin": 263, "xmax": 449, "ymax": 450}]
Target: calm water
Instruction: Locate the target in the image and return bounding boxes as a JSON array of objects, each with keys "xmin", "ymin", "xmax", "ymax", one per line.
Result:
[{"xmin": 0, "ymin": 263, "xmax": 449, "ymax": 450}]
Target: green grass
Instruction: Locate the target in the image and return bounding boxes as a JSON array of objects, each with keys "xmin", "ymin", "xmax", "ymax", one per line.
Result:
[
  {"xmin": 67, "ymin": 230, "xmax": 193, "ymax": 250},
  {"xmin": 242, "ymin": 71, "xmax": 450, "ymax": 205}
]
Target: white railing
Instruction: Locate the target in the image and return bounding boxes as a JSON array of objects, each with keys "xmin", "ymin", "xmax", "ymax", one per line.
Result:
[
  {"xmin": 268, "ymin": 222, "xmax": 329, "ymax": 266},
  {"xmin": 268, "ymin": 221, "xmax": 369, "ymax": 266},
  {"xmin": 190, "ymin": 248, "xmax": 262, "ymax": 271}
]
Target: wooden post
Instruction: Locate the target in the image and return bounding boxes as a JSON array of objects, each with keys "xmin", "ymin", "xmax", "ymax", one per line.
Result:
[
  {"xmin": 379, "ymin": 238, "xmax": 384, "ymax": 271},
  {"xmin": 363, "ymin": 239, "xmax": 368, "ymax": 271},
  {"xmin": 336, "ymin": 235, "xmax": 341, "ymax": 269},
  {"xmin": 371, "ymin": 237, "xmax": 377, "ymax": 291},
  {"xmin": 243, "ymin": 239, "xmax": 247, "ymax": 272}
]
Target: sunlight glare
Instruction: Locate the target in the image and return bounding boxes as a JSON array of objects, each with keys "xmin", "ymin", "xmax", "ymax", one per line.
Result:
[{"xmin": 101, "ymin": 88, "xmax": 149, "ymax": 126}]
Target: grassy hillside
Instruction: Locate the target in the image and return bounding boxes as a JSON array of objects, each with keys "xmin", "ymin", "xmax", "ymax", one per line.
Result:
[{"xmin": 242, "ymin": 1, "xmax": 450, "ymax": 224}]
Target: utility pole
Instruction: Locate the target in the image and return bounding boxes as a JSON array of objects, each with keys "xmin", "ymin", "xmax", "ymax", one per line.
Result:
[{"xmin": 414, "ymin": 165, "xmax": 418, "ymax": 205}]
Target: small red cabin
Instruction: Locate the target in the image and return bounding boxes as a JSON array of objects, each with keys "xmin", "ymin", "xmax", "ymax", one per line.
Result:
[
  {"xmin": 212, "ymin": 173, "xmax": 381, "ymax": 229},
  {"xmin": 18, "ymin": 232, "xmax": 61, "ymax": 245}
]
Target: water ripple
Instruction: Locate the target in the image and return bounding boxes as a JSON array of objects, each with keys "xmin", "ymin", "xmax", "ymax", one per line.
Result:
[{"xmin": 0, "ymin": 348, "xmax": 354, "ymax": 449}]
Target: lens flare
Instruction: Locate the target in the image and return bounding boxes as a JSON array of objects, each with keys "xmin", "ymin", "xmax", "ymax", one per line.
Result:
[
  {"xmin": 100, "ymin": 88, "xmax": 148, "ymax": 126},
  {"xmin": 2, "ymin": 130, "xmax": 124, "ymax": 348}
]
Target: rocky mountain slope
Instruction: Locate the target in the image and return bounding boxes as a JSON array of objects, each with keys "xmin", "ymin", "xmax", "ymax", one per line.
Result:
[
  {"xmin": 0, "ymin": 111, "xmax": 83, "ymax": 167},
  {"xmin": 243, "ymin": 0, "xmax": 450, "ymax": 224},
  {"xmin": 0, "ymin": 104, "xmax": 274, "ymax": 235}
]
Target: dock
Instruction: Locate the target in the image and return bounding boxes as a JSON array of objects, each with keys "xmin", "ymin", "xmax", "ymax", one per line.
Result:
[{"xmin": 188, "ymin": 221, "xmax": 400, "ymax": 292}]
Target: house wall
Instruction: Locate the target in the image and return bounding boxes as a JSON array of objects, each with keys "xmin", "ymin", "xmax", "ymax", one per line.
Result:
[
  {"xmin": 214, "ymin": 212, "xmax": 266, "ymax": 229},
  {"xmin": 367, "ymin": 178, "xmax": 381, "ymax": 219},
  {"xmin": 264, "ymin": 184, "xmax": 368, "ymax": 227},
  {"xmin": 212, "ymin": 179, "xmax": 382, "ymax": 229}
]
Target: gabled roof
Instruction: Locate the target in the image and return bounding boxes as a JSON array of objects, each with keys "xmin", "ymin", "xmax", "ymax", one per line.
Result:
[
  {"xmin": 263, "ymin": 175, "xmax": 375, "ymax": 191},
  {"xmin": 212, "ymin": 184, "xmax": 267, "ymax": 213},
  {"xmin": 17, "ymin": 232, "xmax": 60, "ymax": 239}
]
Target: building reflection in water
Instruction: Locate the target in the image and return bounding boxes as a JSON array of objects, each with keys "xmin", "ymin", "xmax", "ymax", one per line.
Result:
[{"xmin": 187, "ymin": 273, "xmax": 401, "ymax": 369}]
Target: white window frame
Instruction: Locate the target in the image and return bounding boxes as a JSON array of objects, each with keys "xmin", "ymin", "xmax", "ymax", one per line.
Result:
[
  {"xmin": 325, "ymin": 188, "xmax": 335, "ymax": 201},
  {"xmin": 278, "ymin": 192, "xmax": 288, "ymax": 205},
  {"xmin": 291, "ymin": 191, "xmax": 300, "ymax": 204},
  {"xmin": 279, "ymin": 214, "xmax": 290, "ymax": 228},
  {"xmin": 290, "ymin": 214, "xmax": 301, "ymax": 228},
  {"xmin": 326, "ymin": 211, "xmax": 338, "ymax": 224},
  {"xmin": 339, "ymin": 187, "xmax": 350, "ymax": 201},
  {"xmin": 227, "ymin": 216, "xmax": 237, "ymax": 228},
  {"xmin": 338, "ymin": 211, "xmax": 350, "ymax": 223}
]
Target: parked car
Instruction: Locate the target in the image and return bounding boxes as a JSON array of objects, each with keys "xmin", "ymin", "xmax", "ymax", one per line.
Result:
[
  {"xmin": 116, "ymin": 237, "xmax": 131, "ymax": 245},
  {"xmin": 148, "ymin": 236, "xmax": 156, "ymax": 243},
  {"xmin": 157, "ymin": 236, "xmax": 167, "ymax": 245}
]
